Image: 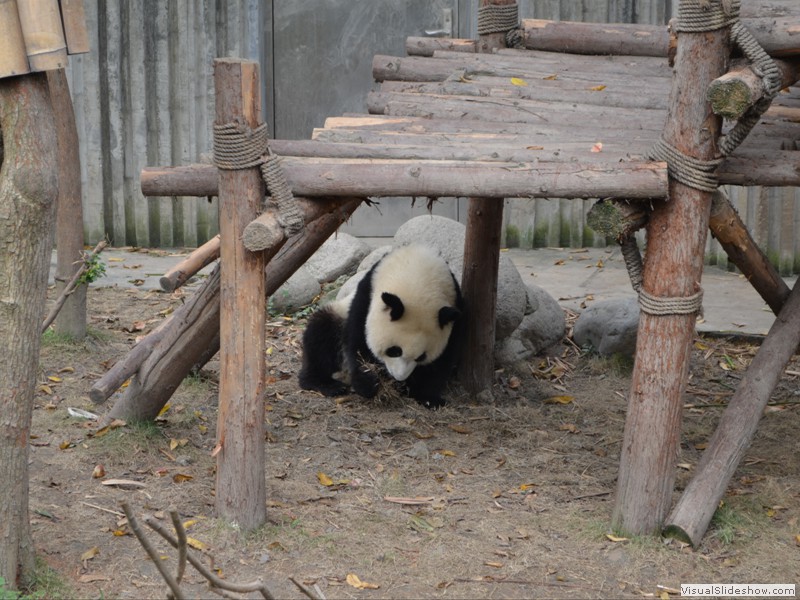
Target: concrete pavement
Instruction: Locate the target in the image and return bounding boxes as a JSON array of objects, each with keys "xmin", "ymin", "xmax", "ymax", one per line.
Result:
[{"xmin": 52, "ymin": 244, "xmax": 789, "ymax": 337}]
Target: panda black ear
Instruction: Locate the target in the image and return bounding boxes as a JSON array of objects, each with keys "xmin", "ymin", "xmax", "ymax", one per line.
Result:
[
  {"xmin": 381, "ymin": 292, "xmax": 405, "ymax": 321},
  {"xmin": 438, "ymin": 306, "xmax": 461, "ymax": 328}
]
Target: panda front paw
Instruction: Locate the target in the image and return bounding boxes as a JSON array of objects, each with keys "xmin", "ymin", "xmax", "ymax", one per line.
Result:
[
  {"xmin": 351, "ymin": 369, "xmax": 380, "ymax": 399},
  {"xmin": 415, "ymin": 395, "xmax": 447, "ymax": 410}
]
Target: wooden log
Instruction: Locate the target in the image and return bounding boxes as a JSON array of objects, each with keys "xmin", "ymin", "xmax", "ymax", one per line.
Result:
[
  {"xmin": 16, "ymin": 0, "xmax": 68, "ymax": 71},
  {"xmin": 47, "ymin": 68, "xmax": 87, "ymax": 339},
  {"xmin": 373, "ymin": 52, "xmax": 672, "ymax": 86},
  {"xmin": 0, "ymin": 0, "xmax": 30, "ymax": 77},
  {"xmin": 140, "ymin": 159, "xmax": 669, "ymax": 200},
  {"xmin": 102, "ymin": 197, "xmax": 362, "ymax": 420},
  {"xmin": 242, "ymin": 210, "xmax": 283, "ymax": 253},
  {"xmin": 708, "ymin": 189, "xmax": 791, "ymax": 315},
  {"xmin": 379, "ymin": 78, "xmax": 671, "ymax": 111},
  {"xmin": 664, "ymin": 278, "xmax": 800, "ymax": 546},
  {"xmin": 708, "ymin": 58, "xmax": 800, "ymax": 120},
  {"xmin": 105, "ymin": 263, "xmax": 223, "ymax": 420},
  {"xmin": 367, "ymin": 90, "xmax": 667, "ymax": 130},
  {"xmin": 459, "ymin": 0, "xmax": 511, "ymax": 398},
  {"xmin": 612, "ymin": 12, "xmax": 729, "ymax": 536},
  {"xmin": 406, "ymin": 36, "xmax": 476, "ymax": 57},
  {"xmin": 520, "ymin": 19, "xmax": 671, "ymax": 57},
  {"xmin": 213, "ymin": 59, "xmax": 267, "ymax": 530},
  {"xmin": 519, "ymin": 17, "xmax": 800, "ymax": 58},
  {"xmin": 160, "ymin": 235, "xmax": 220, "ymax": 292}
]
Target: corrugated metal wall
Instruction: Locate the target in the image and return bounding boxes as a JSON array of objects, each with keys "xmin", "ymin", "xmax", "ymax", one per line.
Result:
[{"xmin": 65, "ymin": 0, "xmax": 799, "ymax": 274}]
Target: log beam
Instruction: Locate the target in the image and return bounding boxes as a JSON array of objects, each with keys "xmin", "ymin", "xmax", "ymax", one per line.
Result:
[
  {"xmin": 612, "ymin": 10, "xmax": 729, "ymax": 536},
  {"xmin": 140, "ymin": 160, "xmax": 669, "ymax": 200}
]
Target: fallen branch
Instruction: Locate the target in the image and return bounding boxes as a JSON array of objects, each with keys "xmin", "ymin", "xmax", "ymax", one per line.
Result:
[
  {"xmin": 143, "ymin": 513, "xmax": 276, "ymax": 599},
  {"xmin": 42, "ymin": 239, "xmax": 107, "ymax": 333},
  {"xmin": 120, "ymin": 503, "xmax": 186, "ymax": 600}
]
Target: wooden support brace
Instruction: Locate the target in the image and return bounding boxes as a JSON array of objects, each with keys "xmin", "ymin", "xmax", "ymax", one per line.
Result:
[
  {"xmin": 160, "ymin": 235, "xmax": 220, "ymax": 292},
  {"xmin": 664, "ymin": 279, "xmax": 800, "ymax": 546}
]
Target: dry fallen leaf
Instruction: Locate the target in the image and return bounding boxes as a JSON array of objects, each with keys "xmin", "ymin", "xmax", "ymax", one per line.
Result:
[
  {"xmin": 448, "ymin": 424, "xmax": 471, "ymax": 434},
  {"xmin": 510, "ymin": 77, "xmax": 528, "ymax": 86},
  {"xmin": 606, "ymin": 533, "xmax": 629, "ymax": 543},
  {"xmin": 101, "ymin": 478, "xmax": 146, "ymax": 489},
  {"xmin": 186, "ymin": 537, "xmax": 208, "ymax": 551},
  {"xmin": 589, "ymin": 84, "xmax": 606, "ymax": 91},
  {"xmin": 346, "ymin": 573, "xmax": 380, "ymax": 590},
  {"xmin": 317, "ymin": 472, "xmax": 334, "ymax": 486},
  {"xmin": 80, "ymin": 546, "xmax": 100, "ymax": 563},
  {"xmin": 173, "ymin": 473, "xmax": 193, "ymax": 483},
  {"xmin": 543, "ymin": 395, "xmax": 574, "ymax": 405}
]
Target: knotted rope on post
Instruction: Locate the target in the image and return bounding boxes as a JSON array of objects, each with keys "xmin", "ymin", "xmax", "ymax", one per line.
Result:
[
  {"xmin": 213, "ymin": 121, "xmax": 304, "ymax": 236},
  {"xmin": 477, "ymin": 3, "xmax": 523, "ymax": 48}
]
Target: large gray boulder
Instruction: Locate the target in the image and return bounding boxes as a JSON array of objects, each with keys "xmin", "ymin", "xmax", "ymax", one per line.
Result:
[
  {"xmin": 393, "ymin": 215, "xmax": 527, "ymax": 339},
  {"xmin": 495, "ymin": 284, "xmax": 566, "ymax": 364},
  {"xmin": 304, "ymin": 233, "xmax": 371, "ymax": 284},
  {"xmin": 573, "ymin": 296, "xmax": 639, "ymax": 357},
  {"xmin": 270, "ymin": 266, "xmax": 320, "ymax": 314}
]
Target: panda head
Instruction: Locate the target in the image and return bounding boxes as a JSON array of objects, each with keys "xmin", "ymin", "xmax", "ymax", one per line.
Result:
[{"xmin": 365, "ymin": 245, "xmax": 461, "ymax": 382}]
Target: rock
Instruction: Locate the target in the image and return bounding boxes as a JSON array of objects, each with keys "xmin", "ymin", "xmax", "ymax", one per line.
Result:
[
  {"xmin": 573, "ymin": 296, "xmax": 640, "ymax": 357},
  {"xmin": 270, "ymin": 266, "xmax": 320, "ymax": 314},
  {"xmin": 305, "ymin": 233, "xmax": 371, "ymax": 283},
  {"xmin": 393, "ymin": 215, "xmax": 526, "ymax": 338},
  {"xmin": 495, "ymin": 285, "xmax": 566, "ymax": 364}
]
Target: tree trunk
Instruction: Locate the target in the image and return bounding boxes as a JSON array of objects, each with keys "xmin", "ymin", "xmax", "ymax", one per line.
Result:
[
  {"xmin": 47, "ymin": 68, "xmax": 86, "ymax": 339},
  {"xmin": 612, "ymin": 15, "xmax": 729, "ymax": 536},
  {"xmin": 0, "ymin": 73, "xmax": 58, "ymax": 589}
]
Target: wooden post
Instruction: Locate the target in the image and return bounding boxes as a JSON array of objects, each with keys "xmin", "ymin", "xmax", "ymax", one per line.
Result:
[
  {"xmin": 612, "ymin": 7, "xmax": 729, "ymax": 536},
  {"xmin": 213, "ymin": 59, "xmax": 266, "ymax": 530},
  {"xmin": 47, "ymin": 68, "xmax": 87, "ymax": 339},
  {"xmin": 460, "ymin": 0, "xmax": 515, "ymax": 397},
  {"xmin": 664, "ymin": 280, "xmax": 800, "ymax": 546}
]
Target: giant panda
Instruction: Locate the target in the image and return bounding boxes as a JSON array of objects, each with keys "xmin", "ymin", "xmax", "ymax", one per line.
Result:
[{"xmin": 299, "ymin": 244, "xmax": 465, "ymax": 409}]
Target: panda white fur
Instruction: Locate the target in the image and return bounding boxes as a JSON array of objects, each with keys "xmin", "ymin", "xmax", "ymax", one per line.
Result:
[{"xmin": 299, "ymin": 244, "xmax": 465, "ymax": 409}]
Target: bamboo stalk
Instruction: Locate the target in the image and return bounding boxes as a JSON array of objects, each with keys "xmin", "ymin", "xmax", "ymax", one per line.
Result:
[
  {"xmin": 16, "ymin": 0, "xmax": 68, "ymax": 71},
  {"xmin": 0, "ymin": 0, "xmax": 30, "ymax": 77}
]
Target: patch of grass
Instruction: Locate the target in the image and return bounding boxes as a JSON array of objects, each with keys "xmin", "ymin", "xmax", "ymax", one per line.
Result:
[
  {"xmin": 41, "ymin": 327, "xmax": 110, "ymax": 349},
  {"xmin": 708, "ymin": 498, "xmax": 765, "ymax": 545},
  {"xmin": 0, "ymin": 557, "xmax": 72, "ymax": 600},
  {"xmin": 87, "ymin": 418, "xmax": 165, "ymax": 460}
]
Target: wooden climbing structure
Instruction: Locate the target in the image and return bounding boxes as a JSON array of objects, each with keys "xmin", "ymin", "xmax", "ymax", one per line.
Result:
[{"xmin": 91, "ymin": 0, "xmax": 800, "ymax": 541}]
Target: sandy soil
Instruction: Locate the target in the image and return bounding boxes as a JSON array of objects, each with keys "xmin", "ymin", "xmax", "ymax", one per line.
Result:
[{"xmin": 30, "ymin": 284, "xmax": 800, "ymax": 599}]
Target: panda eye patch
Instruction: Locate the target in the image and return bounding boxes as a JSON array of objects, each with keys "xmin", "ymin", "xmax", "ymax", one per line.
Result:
[
  {"xmin": 416, "ymin": 352, "xmax": 427, "ymax": 363},
  {"xmin": 386, "ymin": 346, "xmax": 402, "ymax": 358}
]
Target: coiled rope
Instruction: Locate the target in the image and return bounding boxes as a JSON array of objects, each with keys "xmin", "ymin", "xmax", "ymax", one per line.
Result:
[
  {"xmin": 213, "ymin": 121, "xmax": 304, "ymax": 236},
  {"xmin": 477, "ymin": 3, "xmax": 524, "ymax": 48}
]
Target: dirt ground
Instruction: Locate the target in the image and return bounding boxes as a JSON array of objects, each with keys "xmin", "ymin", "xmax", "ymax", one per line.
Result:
[{"xmin": 30, "ymin": 282, "xmax": 800, "ymax": 599}]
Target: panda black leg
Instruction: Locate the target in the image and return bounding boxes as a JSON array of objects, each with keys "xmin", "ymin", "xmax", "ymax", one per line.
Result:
[
  {"xmin": 407, "ymin": 369, "xmax": 448, "ymax": 410},
  {"xmin": 299, "ymin": 308, "xmax": 349, "ymax": 397}
]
